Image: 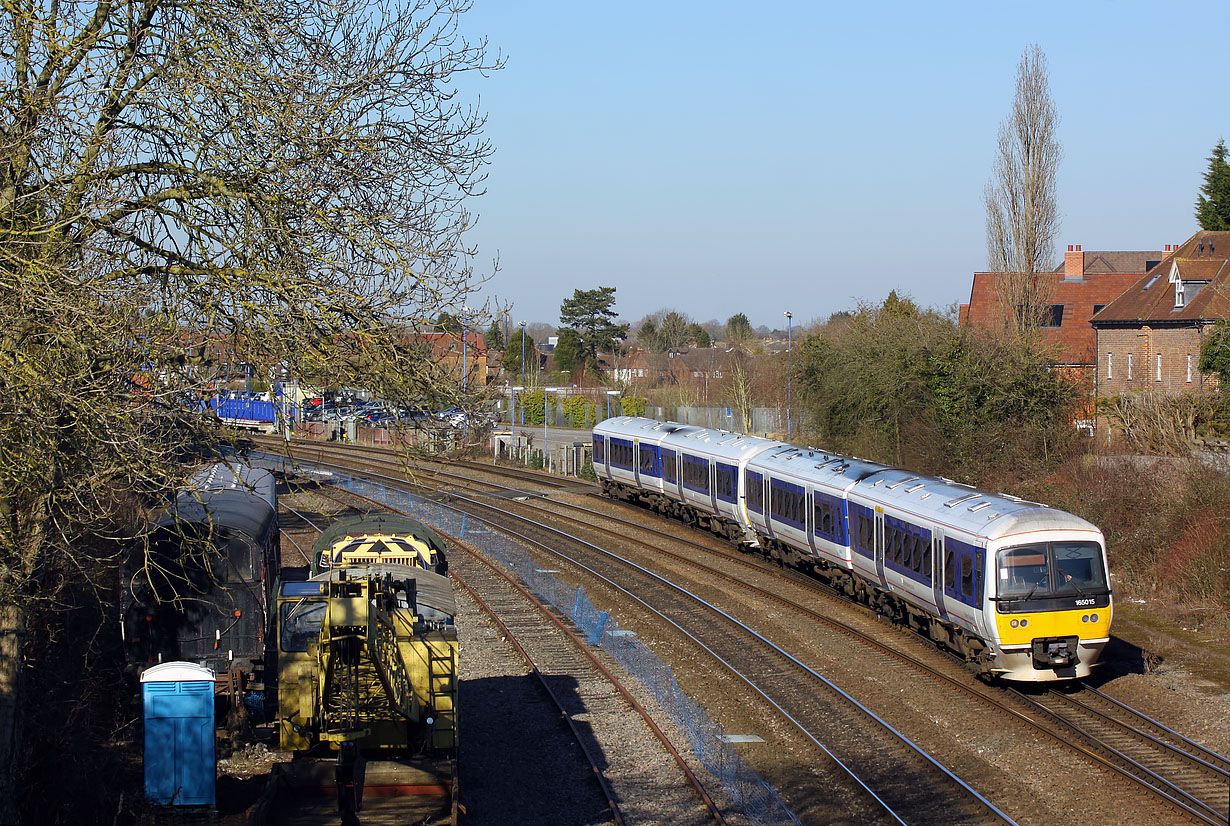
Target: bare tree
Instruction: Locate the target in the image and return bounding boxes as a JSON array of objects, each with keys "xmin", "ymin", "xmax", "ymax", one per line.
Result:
[
  {"xmin": 984, "ymin": 44, "xmax": 1063, "ymax": 337},
  {"xmin": 0, "ymin": 0, "xmax": 498, "ymax": 816}
]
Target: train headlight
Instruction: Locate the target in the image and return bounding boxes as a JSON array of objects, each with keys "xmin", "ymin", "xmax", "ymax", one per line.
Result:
[
  {"xmin": 1090, "ymin": 613, "xmax": 1098, "ymax": 623},
  {"xmin": 1010, "ymin": 619, "xmax": 1019, "ymax": 628},
  {"xmin": 1082, "ymin": 615, "xmax": 1089, "ymax": 623},
  {"xmin": 1019, "ymin": 619, "xmax": 1028, "ymax": 627}
]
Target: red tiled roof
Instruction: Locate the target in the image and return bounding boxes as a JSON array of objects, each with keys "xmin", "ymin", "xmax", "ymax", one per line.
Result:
[
  {"xmin": 964, "ymin": 268, "xmax": 1146, "ymax": 364},
  {"xmin": 1092, "ymin": 231, "xmax": 1230, "ymax": 325}
]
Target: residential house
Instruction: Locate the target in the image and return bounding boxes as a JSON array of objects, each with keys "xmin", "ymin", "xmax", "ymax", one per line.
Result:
[
  {"xmin": 961, "ymin": 244, "xmax": 1166, "ymax": 379},
  {"xmin": 1091, "ymin": 230, "xmax": 1230, "ymax": 397}
]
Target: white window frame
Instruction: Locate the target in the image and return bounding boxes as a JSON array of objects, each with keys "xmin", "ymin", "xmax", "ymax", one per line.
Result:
[
  {"xmin": 1187, "ymin": 355, "xmax": 1193, "ymax": 383},
  {"xmin": 1127, "ymin": 353, "xmax": 1133, "ymax": 380},
  {"xmin": 1107, "ymin": 352, "xmax": 1113, "ymax": 379},
  {"xmin": 1157, "ymin": 354, "xmax": 1162, "ymax": 382}
]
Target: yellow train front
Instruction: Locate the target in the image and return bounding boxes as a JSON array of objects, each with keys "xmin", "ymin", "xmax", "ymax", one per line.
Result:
[{"xmin": 978, "ymin": 520, "xmax": 1113, "ymax": 681}]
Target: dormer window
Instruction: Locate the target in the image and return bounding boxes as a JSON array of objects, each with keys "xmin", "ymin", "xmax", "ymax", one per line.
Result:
[{"xmin": 1175, "ymin": 279, "xmax": 1185, "ymax": 309}]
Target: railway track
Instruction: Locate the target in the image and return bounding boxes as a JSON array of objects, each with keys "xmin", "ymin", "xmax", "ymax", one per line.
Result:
[
  {"xmin": 1009, "ymin": 684, "xmax": 1230, "ymax": 825},
  {"xmin": 407, "ymin": 449, "xmax": 1230, "ymax": 826},
  {"xmin": 257, "ymin": 439, "xmax": 1230, "ymax": 825},
  {"xmin": 261, "ymin": 441, "xmax": 1016, "ymax": 825},
  {"xmin": 279, "ymin": 473, "xmax": 733, "ymax": 826}
]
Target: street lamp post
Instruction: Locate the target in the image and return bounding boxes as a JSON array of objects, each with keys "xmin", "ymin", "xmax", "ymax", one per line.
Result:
[
  {"xmin": 784, "ymin": 310, "xmax": 793, "ymax": 442},
  {"xmin": 607, "ymin": 390, "xmax": 620, "ymax": 420},
  {"xmin": 461, "ymin": 306, "xmax": 471, "ymax": 442},
  {"xmin": 519, "ymin": 320, "xmax": 527, "ymax": 425}
]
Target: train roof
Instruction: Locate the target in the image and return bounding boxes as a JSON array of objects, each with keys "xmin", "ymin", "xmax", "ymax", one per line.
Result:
[
  {"xmin": 152, "ymin": 462, "xmax": 277, "ymax": 541},
  {"xmin": 594, "ymin": 416, "xmax": 699, "ymax": 440},
  {"xmin": 307, "ymin": 563, "xmax": 455, "ymax": 618},
  {"xmin": 596, "ymin": 416, "xmax": 783, "ymax": 461},
  {"xmin": 849, "ymin": 466, "xmax": 1099, "ymax": 540},
  {"xmin": 311, "ymin": 513, "xmax": 449, "ymax": 559},
  {"xmin": 748, "ymin": 444, "xmax": 889, "ymax": 492}
]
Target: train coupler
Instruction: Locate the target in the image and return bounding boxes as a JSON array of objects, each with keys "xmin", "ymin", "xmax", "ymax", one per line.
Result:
[{"xmin": 1032, "ymin": 636, "xmax": 1080, "ymax": 669}]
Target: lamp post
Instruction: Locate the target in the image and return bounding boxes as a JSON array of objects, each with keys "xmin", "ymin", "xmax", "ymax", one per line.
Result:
[
  {"xmin": 784, "ymin": 310, "xmax": 793, "ymax": 442},
  {"xmin": 606, "ymin": 390, "xmax": 619, "ymax": 420},
  {"xmin": 543, "ymin": 385, "xmax": 548, "ymax": 469},
  {"xmin": 461, "ymin": 306, "xmax": 471, "ymax": 442},
  {"xmin": 519, "ymin": 321, "xmax": 527, "ymax": 425}
]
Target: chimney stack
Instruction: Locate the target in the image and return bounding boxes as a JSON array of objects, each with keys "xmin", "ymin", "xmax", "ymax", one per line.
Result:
[{"xmin": 1064, "ymin": 244, "xmax": 1085, "ymax": 280}]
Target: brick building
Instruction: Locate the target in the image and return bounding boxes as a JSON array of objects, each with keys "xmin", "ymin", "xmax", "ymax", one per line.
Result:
[
  {"xmin": 1091, "ymin": 230, "xmax": 1230, "ymax": 397},
  {"xmin": 961, "ymin": 245, "xmax": 1165, "ymax": 374}
]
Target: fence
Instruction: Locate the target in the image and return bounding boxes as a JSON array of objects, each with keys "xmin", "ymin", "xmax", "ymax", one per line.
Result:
[
  {"xmin": 248, "ymin": 452, "xmax": 799, "ymax": 826},
  {"xmin": 499, "ymin": 394, "xmax": 786, "ymax": 437}
]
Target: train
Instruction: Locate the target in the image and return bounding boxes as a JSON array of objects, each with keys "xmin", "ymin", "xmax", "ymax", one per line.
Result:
[
  {"xmin": 273, "ymin": 514, "xmax": 457, "ymax": 821},
  {"xmin": 122, "ymin": 461, "xmax": 281, "ymax": 689},
  {"xmin": 592, "ymin": 417, "xmax": 1112, "ymax": 682}
]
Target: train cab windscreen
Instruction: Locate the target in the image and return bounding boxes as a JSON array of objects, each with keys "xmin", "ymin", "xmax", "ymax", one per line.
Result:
[
  {"xmin": 996, "ymin": 541, "xmax": 1107, "ymax": 599},
  {"xmin": 280, "ymin": 600, "xmax": 326, "ymax": 651}
]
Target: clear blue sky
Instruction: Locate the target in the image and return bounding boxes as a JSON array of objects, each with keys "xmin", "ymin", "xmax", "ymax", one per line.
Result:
[{"xmin": 456, "ymin": 1, "xmax": 1227, "ymax": 333}]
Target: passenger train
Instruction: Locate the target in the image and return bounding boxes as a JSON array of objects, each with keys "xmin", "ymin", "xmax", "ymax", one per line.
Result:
[{"xmin": 592, "ymin": 417, "xmax": 1112, "ymax": 681}]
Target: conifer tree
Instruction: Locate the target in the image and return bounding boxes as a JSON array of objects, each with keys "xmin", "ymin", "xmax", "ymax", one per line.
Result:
[{"xmin": 1196, "ymin": 140, "xmax": 1230, "ymax": 231}]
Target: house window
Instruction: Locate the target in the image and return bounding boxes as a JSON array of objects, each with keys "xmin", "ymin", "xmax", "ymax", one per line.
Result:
[
  {"xmin": 1043, "ymin": 305, "xmax": 1065, "ymax": 328},
  {"xmin": 1156, "ymin": 354, "xmax": 1162, "ymax": 382},
  {"xmin": 1175, "ymin": 281, "xmax": 1186, "ymax": 309},
  {"xmin": 1127, "ymin": 353, "xmax": 1133, "ymax": 380},
  {"xmin": 1092, "ymin": 304, "xmax": 1106, "ymax": 316},
  {"xmin": 1107, "ymin": 352, "xmax": 1113, "ymax": 379},
  {"xmin": 1187, "ymin": 355, "xmax": 1193, "ymax": 383}
]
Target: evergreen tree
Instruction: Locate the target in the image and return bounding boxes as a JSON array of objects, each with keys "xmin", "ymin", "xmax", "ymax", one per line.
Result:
[
  {"xmin": 486, "ymin": 320, "xmax": 505, "ymax": 351},
  {"xmin": 687, "ymin": 323, "xmax": 711, "ymax": 348},
  {"xmin": 1196, "ymin": 139, "xmax": 1230, "ymax": 231},
  {"xmin": 553, "ymin": 327, "xmax": 585, "ymax": 374},
  {"xmin": 559, "ymin": 286, "xmax": 629, "ymax": 370},
  {"xmin": 726, "ymin": 312, "xmax": 753, "ymax": 343}
]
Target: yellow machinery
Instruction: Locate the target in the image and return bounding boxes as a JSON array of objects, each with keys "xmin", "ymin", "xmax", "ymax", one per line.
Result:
[
  {"xmin": 311, "ymin": 514, "xmax": 449, "ymax": 576},
  {"xmin": 276, "ymin": 565, "xmax": 457, "ymax": 755}
]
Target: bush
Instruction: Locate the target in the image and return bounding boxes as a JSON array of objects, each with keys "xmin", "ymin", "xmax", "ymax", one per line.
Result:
[{"xmin": 621, "ymin": 396, "xmax": 647, "ymax": 418}]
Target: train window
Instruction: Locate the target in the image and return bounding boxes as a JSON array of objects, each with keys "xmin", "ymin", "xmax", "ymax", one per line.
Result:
[
  {"xmin": 593, "ymin": 437, "xmax": 604, "ymax": 462},
  {"xmin": 961, "ymin": 555, "xmax": 974, "ymax": 597},
  {"xmin": 860, "ymin": 513, "xmax": 872, "ymax": 554},
  {"xmin": 746, "ymin": 471, "xmax": 762, "ymax": 511},
  {"xmin": 922, "ymin": 542, "xmax": 932, "ymax": 579},
  {"xmin": 639, "ymin": 445, "xmax": 658, "ymax": 476},
  {"xmin": 228, "ymin": 536, "xmax": 253, "ymax": 582},
  {"xmin": 944, "ymin": 546, "xmax": 955, "ymax": 589},
  {"xmin": 662, "ymin": 449, "xmax": 676, "ymax": 483},
  {"xmin": 280, "ymin": 600, "xmax": 326, "ymax": 652},
  {"xmin": 910, "ymin": 536, "xmax": 923, "ymax": 573},
  {"xmin": 997, "ymin": 545, "xmax": 1049, "ymax": 596},
  {"xmin": 891, "ymin": 529, "xmax": 903, "ymax": 564},
  {"xmin": 1052, "ymin": 541, "xmax": 1106, "ymax": 590}
]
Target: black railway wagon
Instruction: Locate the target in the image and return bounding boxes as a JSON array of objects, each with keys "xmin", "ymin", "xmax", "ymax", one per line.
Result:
[{"xmin": 122, "ymin": 462, "xmax": 280, "ymax": 683}]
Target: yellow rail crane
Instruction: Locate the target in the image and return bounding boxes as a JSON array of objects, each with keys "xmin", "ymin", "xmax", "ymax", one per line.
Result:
[{"xmin": 266, "ymin": 560, "xmax": 457, "ymax": 825}]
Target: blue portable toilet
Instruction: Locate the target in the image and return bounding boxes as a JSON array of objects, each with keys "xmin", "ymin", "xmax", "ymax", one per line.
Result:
[{"xmin": 141, "ymin": 662, "xmax": 217, "ymax": 807}]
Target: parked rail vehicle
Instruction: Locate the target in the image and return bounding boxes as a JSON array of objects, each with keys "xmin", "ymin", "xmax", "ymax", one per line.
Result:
[
  {"xmin": 122, "ymin": 462, "xmax": 280, "ymax": 687},
  {"xmin": 593, "ymin": 417, "xmax": 1113, "ymax": 682},
  {"xmin": 311, "ymin": 513, "xmax": 450, "ymax": 577},
  {"xmin": 276, "ymin": 514, "xmax": 457, "ymax": 785}
]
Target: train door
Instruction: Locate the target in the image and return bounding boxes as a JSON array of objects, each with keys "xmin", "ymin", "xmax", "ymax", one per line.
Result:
[
  {"xmin": 805, "ymin": 489, "xmax": 818, "ymax": 557},
  {"xmin": 931, "ymin": 529, "xmax": 948, "ymax": 619},
  {"xmin": 632, "ymin": 439, "xmax": 641, "ymax": 488},
  {"xmin": 707, "ymin": 460, "xmax": 718, "ymax": 514},
  {"xmin": 873, "ymin": 507, "xmax": 886, "ymax": 587}
]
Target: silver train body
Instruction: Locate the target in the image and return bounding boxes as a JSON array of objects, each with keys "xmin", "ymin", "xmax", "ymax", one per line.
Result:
[{"xmin": 592, "ymin": 417, "xmax": 1112, "ymax": 682}]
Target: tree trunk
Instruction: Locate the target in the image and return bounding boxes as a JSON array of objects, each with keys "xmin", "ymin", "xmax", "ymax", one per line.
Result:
[{"xmin": 0, "ymin": 605, "xmax": 23, "ymax": 825}]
